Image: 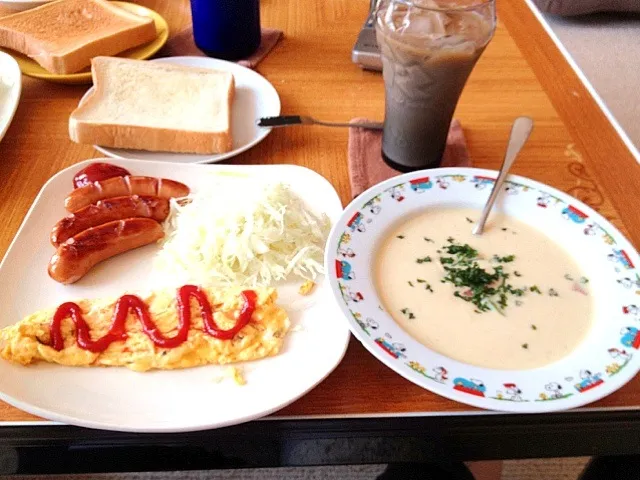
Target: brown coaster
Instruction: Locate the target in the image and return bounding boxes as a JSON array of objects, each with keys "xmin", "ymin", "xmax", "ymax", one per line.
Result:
[
  {"xmin": 158, "ymin": 27, "xmax": 283, "ymax": 69},
  {"xmin": 348, "ymin": 118, "xmax": 472, "ymax": 197}
]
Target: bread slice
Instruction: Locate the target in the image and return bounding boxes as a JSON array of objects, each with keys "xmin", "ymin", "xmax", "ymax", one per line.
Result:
[
  {"xmin": 69, "ymin": 57, "xmax": 235, "ymax": 154},
  {"xmin": 0, "ymin": 0, "xmax": 157, "ymax": 74}
]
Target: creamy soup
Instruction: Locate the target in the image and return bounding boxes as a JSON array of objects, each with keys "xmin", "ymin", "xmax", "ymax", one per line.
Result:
[{"xmin": 374, "ymin": 207, "xmax": 594, "ymax": 370}]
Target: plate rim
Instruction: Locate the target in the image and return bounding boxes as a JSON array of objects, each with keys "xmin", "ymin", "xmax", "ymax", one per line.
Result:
[
  {"xmin": 0, "ymin": 159, "xmax": 350, "ymax": 432},
  {"xmin": 0, "ymin": 1, "xmax": 170, "ymax": 83},
  {"xmin": 89, "ymin": 56, "xmax": 282, "ymax": 164},
  {"xmin": 0, "ymin": 51, "xmax": 21, "ymax": 143},
  {"xmin": 325, "ymin": 166, "xmax": 640, "ymax": 414}
]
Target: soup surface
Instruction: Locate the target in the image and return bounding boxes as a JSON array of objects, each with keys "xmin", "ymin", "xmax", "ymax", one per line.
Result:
[{"xmin": 374, "ymin": 207, "xmax": 594, "ymax": 370}]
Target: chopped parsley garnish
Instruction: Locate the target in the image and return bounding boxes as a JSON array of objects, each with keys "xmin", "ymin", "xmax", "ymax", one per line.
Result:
[
  {"xmin": 548, "ymin": 288, "xmax": 559, "ymax": 297},
  {"xmin": 425, "ymin": 283, "xmax": 434, "ymax": 293},
  {"xmin": 580, "ymin": 277, "xmax": 589, "ymax": 284},
  {"xmin": 446, "ymin": 236, "xmax": 455, "ymax": 243},
  {"xmin": 416, "ymin": 279, "xmax": 426, "ymax": 283},
  {"xmin": 438, "ymin": 240, "xmax": 525, "ymax": 315},
  {"xmin": 514, "ymin": 271, "xmax": 522, "ymax": 277},
  {"xmin": 408, "ymin": 281, "xmax": 414, "ymax": 287},
  {"xmin": 442, "ymin": 243, "xmax": 478, "ymax": 260},
  {"xmin": 423, "ymin": 237, "xmax": 435, "ymax": 243},
  {"xmin": 531, "ymin": 324, "xmax": 537, "ymax": 330},
  {"xmin": 522, "ymin": 343, "xmax": 529, "ymax": 349},
  {"xmin": 400, "ymin": 308, "xmax": 415, "ymax": 320},
  {"xmin": 564, "ymin": 274, "xmax": 574, "ymax": 281},
  {"xmin": 465, "ymin": 217, "xmax": 473, "ymax": 224},
  {"xmin": 530, "ymin": 285, "xmax": 542, "ymax": 294},
  {"xmin": 492, "ymin": 255, "xmax": 515, "ymax": 263},
  {"xmin": 416, "ymin": 256, "xmax": 432, "ymax": 264}
]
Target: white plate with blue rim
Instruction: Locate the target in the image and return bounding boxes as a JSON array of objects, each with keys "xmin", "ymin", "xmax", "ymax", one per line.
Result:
[
  {"xmin": 325, "ymin": 167, "xmax": 640, "ymax": 412},
  {"xmin": 0, "ymin": 51, "xmax": 21, "ymax": 144}
]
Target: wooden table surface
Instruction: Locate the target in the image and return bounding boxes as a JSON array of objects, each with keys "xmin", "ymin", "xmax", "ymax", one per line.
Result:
[{"xmin": 0, "ymin": 0, "xmax": 639, "ymax": 423}]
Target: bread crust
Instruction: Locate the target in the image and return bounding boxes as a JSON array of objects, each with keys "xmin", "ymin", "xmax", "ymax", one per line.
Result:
[{"xmin": 70, "ymin": 122, "xmax": 234, "ymax": 155}]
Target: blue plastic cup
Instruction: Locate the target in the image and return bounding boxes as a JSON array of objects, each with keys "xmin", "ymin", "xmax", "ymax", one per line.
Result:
[{"xmin": 190, "ymin": 0, "xmax": 261, "ymax": 61}]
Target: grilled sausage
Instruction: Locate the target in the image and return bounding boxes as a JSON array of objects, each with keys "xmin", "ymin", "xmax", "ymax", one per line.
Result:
[
  {"xmin": 50, "ymin": 195, "xmax": 170, "ymax": 247},
  {"xmin": 73, "ymin": 162, "xmax": 131, "ymax": 188},
  {"xmin": 48, "ymin": 218, "xmax": 164, "ymax": 284},
  {"xmin": 64, "ymin": 176, "xmax": 189, "ymax": 212}
]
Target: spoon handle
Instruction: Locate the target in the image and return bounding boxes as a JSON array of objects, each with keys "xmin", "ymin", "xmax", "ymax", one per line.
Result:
[{"xmin": 472, "ymin": 116, "xmax": 534, "ymax": 236}]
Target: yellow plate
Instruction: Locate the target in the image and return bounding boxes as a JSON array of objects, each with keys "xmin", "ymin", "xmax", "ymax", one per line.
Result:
[{"xmin": 0, "ymin": 1, "xmax": 169, "ymax": 85}]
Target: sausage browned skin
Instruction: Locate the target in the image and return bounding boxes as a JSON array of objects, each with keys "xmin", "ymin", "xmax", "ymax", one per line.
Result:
[
  {"xmin": 50, "ymin": 195, "xmax": 170, "ymax": 247},
  {"xmin": 48, "ymin": 218, "xmax": 164, "ymax": 284},
  {"xmin": 64, "ymin": 176, "xmax": 189, "ymax": 212}
]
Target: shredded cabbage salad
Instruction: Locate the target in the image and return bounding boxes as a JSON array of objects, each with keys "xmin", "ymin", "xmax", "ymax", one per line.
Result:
[{"xmin": 152, "ymin": 180, "xmax": 331, "ymax": 287}]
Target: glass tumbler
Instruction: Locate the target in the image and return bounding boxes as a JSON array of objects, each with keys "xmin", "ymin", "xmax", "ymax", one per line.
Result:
[{"xmin": 376, "ymin": 0, "xmax": 496, "ymax": 171}]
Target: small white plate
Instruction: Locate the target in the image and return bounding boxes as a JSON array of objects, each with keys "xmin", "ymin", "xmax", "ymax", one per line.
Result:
[
  {"xmin": 0, "ymin": 51, "xmax": 21, "ymax": 144},
  {"xmin": 326, "ymin": 168, "xmax": 640, "ymax": 413},
  {"xmin": 0, "ymin": 160, "xmax": 349, "ymax": 432},
  {"xmin": 77, "ymin": 56, "xmax": 281, "ymax": 164},
  {"xmin": 0, "ymin": 0, "xmax": 52, "ymax": 11}
]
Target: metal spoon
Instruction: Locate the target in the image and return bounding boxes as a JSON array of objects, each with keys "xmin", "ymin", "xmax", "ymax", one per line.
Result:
[{"xmin": 472, "ymin": 116, "xmax": 534, "ymax": 236}]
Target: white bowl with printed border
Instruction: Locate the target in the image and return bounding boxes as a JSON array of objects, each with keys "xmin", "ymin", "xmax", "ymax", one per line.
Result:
[{"xmin": 325, "ymin": 167, "xmax": 640, "ymax": 413}]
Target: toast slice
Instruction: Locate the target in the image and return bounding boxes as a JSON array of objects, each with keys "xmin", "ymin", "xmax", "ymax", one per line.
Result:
[
  {"xmin": 0, "ymin": 0, "xmax": 157, "ymax": 74},
  {"xmin": 69, "ymin": 57, "xmax": 235, "ymax": 154}
]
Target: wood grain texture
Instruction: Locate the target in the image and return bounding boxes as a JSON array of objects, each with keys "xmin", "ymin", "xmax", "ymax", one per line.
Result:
[{"xmin": 0, "ymin": 0, "xmax": 638, "ymax": 422}]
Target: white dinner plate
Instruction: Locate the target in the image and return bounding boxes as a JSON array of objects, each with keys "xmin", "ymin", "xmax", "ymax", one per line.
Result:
[
  {"xmin": 326, "ymin": 167, "xmax": 640, "ymax": 413},
  {"xmin": 77, "ymin": 56, "xmax": 281, "ymax": 164},
  {"xmin": 0, "ymin": 160, "xmax": 349, "ymax": 432},
  {"xmin": 0, "ymin": 51, "xmax": 21, "ymax": 144}
]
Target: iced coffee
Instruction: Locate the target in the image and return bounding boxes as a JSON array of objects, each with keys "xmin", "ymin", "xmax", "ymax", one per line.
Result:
[{"xmin": 376, "ymin": 0, "xmax": 495, "ymax": 171}]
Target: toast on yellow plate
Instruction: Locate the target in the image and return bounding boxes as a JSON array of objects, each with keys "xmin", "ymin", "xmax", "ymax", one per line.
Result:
[{"xmin": 0, "ymin": 0, "xmax": 157, "ymax": 74}]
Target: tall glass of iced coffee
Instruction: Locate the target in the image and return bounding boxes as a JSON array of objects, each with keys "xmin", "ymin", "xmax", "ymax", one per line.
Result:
[{"xmin": 376, "ymin": 0, "xmax": 496, "ymax": 171}]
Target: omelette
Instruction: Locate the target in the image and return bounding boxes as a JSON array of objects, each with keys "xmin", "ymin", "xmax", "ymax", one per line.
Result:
[{"xmin": 0, "ymin": 286, "xmax": 290, "ymax": 372}]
